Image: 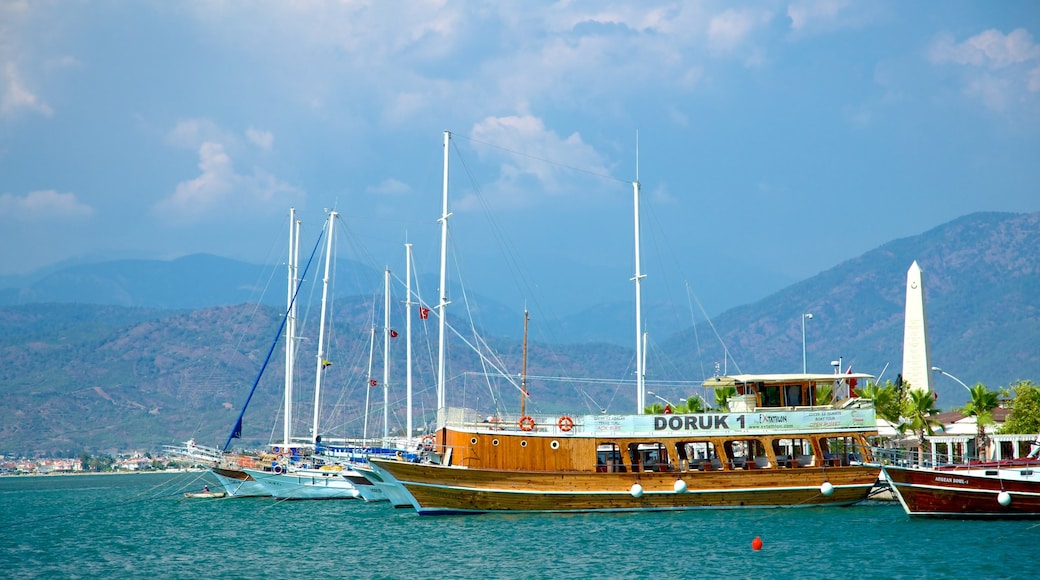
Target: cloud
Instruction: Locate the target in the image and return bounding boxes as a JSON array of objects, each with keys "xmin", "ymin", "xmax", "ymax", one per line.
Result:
[
  {"xmin": 707, "ymin": 9, "xmax": 772, "ymax": 55},
  {"xmin": 929, "ymin": 28, "xmax": 1040, "ymax": 69},
  {"xmin": 367, "ymin": 178, "xmax": 411, "ymax": 196},
  {"xmin": 1, "ymin": 61, "xmax": 53, "ymax": 118},
  {"xmin": 459, "ymin": 113, "xmax": 615, "ymax": 210},
  {"xmin": 928, "ymin": 28, "xmax": 1040, "ymax": 112},
  {"xmin": 154, "ymin": 141, "xmax": 302, "ymax": 223},
  {"xmin": 245, "ymin": 127, "xmax": 274, "ymax": 151},
  {"xmin": 0, "ymin": 190, "xmax": 94, "ymax": 222},
  {"xmin": 787, "ymin": 0, "xmax": 851, "ymax": 33}
]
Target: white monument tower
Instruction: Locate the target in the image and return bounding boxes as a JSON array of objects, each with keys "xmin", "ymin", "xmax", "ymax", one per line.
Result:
[{"xmin": 901, "ymin": 261, "xmax": 933, "ymax": 392}]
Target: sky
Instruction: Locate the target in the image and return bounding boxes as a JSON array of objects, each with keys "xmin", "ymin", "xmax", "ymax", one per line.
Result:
[{"xmin": 2, "ymin": 1, "xmax": 1039, "ymax": 319}]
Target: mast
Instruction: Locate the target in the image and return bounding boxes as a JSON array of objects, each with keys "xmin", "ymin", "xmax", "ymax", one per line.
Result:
[
  {"xmin": 311, "ymin": 211, "xmax": 336, "ymax": 443},
  {"xmin": 437, "ymin": 130, "xmax": 452, "ymax": 409},
  {"xmin": 632, "ymin": 180, "xmax": 646, "ymax": 414},
  {"xmin": 383, "ymin": 266, "xmax": 391, "ymax": 443},
  {"xmin": 405, "ymin": 243, "xmax": 414, "ymax": 441},
  {"xmin": 363, "ymin": 324, "xmax": 375, "ymax": 442},
  {"xmin": 283, "ymin": 208, "xmax": 299, "ymax": 447},
  {"xmin": 520, "ymin": 309, "xmax": 529, "ymax": 416}
]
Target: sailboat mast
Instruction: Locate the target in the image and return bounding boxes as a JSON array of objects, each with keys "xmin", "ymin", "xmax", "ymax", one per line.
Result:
[
  {"xmin": 363, "ymin": 324, "xmax": 375, "ymax": 442},
  {"xmin": 437, "ymin": 130, "xmax": 451, "ymax": 410},
  {"xmin": 520, "ymin": 309, "xmax": 529, "ymax": 416},
  {"xmin": 405, "ymin": 243, "xmax": 414, "ymax": 441},
  {"xmin": 283, "ymin": 208, "xmax": 299, "ymax": 447},
  {"xmin": 311, "ymin": 211, "xmax": 336, "ymax": 443},
  {"xmin": 383, "ymin": 267, "xmax": 391, "ymax": 443},
  {"xmin": 632, "ymin": 180, "xmax": 645, "ymax": 414}
]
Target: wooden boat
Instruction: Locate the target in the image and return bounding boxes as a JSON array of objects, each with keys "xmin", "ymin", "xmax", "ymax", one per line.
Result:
[
  {"xmin": 882, "ymin": 458, "xmax": 1040, "ymax": 519},
  {"xmin": 369, "ymin": 373, "xmax": 881, "ymax": 515}
]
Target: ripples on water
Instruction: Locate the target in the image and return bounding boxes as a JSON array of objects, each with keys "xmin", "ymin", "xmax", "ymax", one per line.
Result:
[{"xmin": 1, "ymin": 473, "xmax": 1035, "ymax": 579}]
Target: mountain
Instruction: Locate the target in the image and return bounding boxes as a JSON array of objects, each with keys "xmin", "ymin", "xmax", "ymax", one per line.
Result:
[
  {"xmin": 0, "ymin": 211, "xmax": 1037, "ymax": 455},
  {"xmin": 659, "ymin": 211, "xmax": 1040, "ymax": 404}
]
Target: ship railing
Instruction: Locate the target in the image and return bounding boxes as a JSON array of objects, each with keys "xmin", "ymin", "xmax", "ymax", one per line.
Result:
[
  {"xmin": 439, "ymin": 407, "xmax": 584, "ymax": 435},
  {"xmin": 867, "ymin": 446, "xmax": 1040, "ymax": 470}
]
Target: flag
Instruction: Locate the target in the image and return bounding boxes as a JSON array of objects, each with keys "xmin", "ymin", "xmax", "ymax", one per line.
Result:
[
  {"xmin": 230, "ymin": 417, "xmax": 242, "ymax": 440},
  {"xmin": 321, "ymin": 359, "xmax": 333, "ymax": 369},
  {"xmin": 846, "ymin": 365, "xmax": 857, "ymax": 389},
  {"xmin": 369, "ymin": 379, "xmax": 378, "ymax": 387},
  {"xmin": 389, "ymin": 329, "xmax": 399, "ymax": 338},
  {"xmin": 419, "ymin": 306, "xmax": 430, "ymax": 320}
]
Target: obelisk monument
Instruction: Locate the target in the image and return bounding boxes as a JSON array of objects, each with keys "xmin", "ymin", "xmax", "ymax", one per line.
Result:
[{"xmin": 901, "ymin": 261, "xmax": 932, "ymax": 392}]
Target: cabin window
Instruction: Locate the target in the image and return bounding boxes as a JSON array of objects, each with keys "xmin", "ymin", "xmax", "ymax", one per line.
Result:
[
  {"xmin": 597, "ymin": 443, "xmax": 625, "ymax": 473},
  {"xmin": 728, "ymin": 439, "xmax": 771, "ymax": 469},
  {"xmin": 628, "ymin": 442, "xmax": 671, "ymax": 472},
  {"xmin": 770, "ymin": 438, "xmax": 815, "ymax": 467},
  {"xmin": 677, "ymin": 441, "xmax": 720, "ymax": 471},
  {"xmin": 820, "ymin": 436, "xmax": 862, "ymax": 466},
  {"xmin": 760, "ymin": 385, "xmax": 782, "ymax": 407},
  {"xmin": 784, "ymin": 385, "xmax": 803, "ymax": 406}
]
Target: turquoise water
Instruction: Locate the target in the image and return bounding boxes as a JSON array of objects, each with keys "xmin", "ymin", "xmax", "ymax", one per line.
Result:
[{"xmin": 1, "ymin": 472, "xmax": 1035, "ymax": 579}]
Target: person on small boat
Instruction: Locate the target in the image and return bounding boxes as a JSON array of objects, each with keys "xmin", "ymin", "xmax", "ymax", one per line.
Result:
[{"xmin": 202, "ymin": 485, "xmax": 209, "ymax": 493}]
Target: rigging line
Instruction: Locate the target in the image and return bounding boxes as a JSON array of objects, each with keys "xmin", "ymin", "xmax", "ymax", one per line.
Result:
[
  {"xmin": 452, "ymin": 131, "xmax": 629, "ymax": 184},
  {"xmin": 463, "ymin": 371, "xmax": 706, "ymax": 387},
  {"xmin": 447, "ymin": 240, "xmax": 502, "ymax": 410},
  {"xmin": 685, "ymin": 282, "xmax": 743, "ymax": 376},
  {"xmin": 685, "ymin": 281, "xmax": 708, "ymax": 384},
  {"xmin": 222, "ymin": 218, "xmax": 328, "ymax": 452}
]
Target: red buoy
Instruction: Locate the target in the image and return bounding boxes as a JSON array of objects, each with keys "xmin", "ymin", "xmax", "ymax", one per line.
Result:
[{"xmin": 752, "ymin": 536, "xmax": 763, "ymax": 551}]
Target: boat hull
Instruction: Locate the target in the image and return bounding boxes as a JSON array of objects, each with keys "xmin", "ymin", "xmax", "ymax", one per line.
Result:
[
  {"xmin": 210, "ymin": 465, "xmax": 270, "ymax": 498},
  {"xmin": 369, "ymin": 459, "xmax": 879, "ymax": 515},
  {"xmin": 883, "ymin": 464, "xmax": 1040, "ymax": 519},
  {"xmin": 242, "ymin": 467, "xmax": 361, "ymax": 500}
]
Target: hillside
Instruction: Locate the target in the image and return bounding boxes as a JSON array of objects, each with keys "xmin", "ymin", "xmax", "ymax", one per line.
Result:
[{"xmin": 1, "ymin": 211, "xmax": 1038, "ymax": 455}]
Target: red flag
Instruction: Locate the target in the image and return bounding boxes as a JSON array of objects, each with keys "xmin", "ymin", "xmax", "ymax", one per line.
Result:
[
  {"xmin": 389, "ymin": 329, "xmax": 399, "ymax": 338},
  {"xmin": 369, "ymin": 379, "xmax": 378, "ymax": 387},
  {"xmin": 419, "ymin": 306, "xmax": 430, "ymax": 320},
  {"xmin": 846, "ymin": 366, "xmax": 857, "ymax": 389}
]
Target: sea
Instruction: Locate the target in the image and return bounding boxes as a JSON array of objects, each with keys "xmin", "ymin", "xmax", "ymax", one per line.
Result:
[{"xmin": 1, "ymin": 472, "xmax": 1035, "ymax": 580}]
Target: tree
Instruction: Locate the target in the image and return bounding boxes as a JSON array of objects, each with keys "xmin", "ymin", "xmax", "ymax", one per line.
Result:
[
  {"xmin": 961, "ymin": 383, "xmax": 999, "ymax": 460},
  {"xmin": 999, "ymin": 380, "xmax": 1040, "ymax": 435},
  {"xmin": 680, "ymin": 396, "xmax": 708, "ymax": 413},
  {"xmin": 713, "ymin": 386, "xmax": 737, "ymax": 411},
  {"xmin": 815, "ymin": 383, "xmax": 833, "ymax": 405},
  {"xmin": 900, "ymin": 389, "xmax": 942, "ymax": 467},
  {"xmin": 855, "ymin": 381, "xmax": 902, "ymax": 425},
  {"xmin": 644, "ymin": 402, "xmax": 666, "ymax": 414}
]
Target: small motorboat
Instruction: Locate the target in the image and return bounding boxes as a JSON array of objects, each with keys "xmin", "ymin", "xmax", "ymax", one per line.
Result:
[{"xmin": 184, "ymin": 488, "xmax": 226, "ymax": 499}]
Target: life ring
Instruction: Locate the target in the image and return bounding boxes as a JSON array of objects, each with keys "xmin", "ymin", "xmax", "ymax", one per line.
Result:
[
  {"xmin": 519, "ymin": 416, "xmax": 535, "ymax": 432},
  {"xmin": 558, "ymin": 416, "xmax": 574, "ymax": 432},
  {"xmin": 272, "ymin": 464, "xmax": 284, "ymax": 475},
  {"xmin": 421, "ymin": 435, "xmax": 435, "ymax": 450}
]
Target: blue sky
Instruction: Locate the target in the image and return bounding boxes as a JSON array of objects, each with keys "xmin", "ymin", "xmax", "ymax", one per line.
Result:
[{"xmin": 1, "ymin": 1, "xmax": 1038, "ymax": 318}]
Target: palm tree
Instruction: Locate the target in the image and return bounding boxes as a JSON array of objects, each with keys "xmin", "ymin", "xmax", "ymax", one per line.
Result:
[
  {"xmin": 684, "ymin": 396, "xmax": 707, "ymax": 413},
  {"xmin": 962, "ymin": 383, "xmax": 999, "ymax": 461},
  {"xmin": 644, "ymin": 402, "xmax": 666, "ymax": 414},
  {"xmin": 901, "ymin": 389, "xmax": 942, "ymax": 467},
  {"xmin": 713, "ymin": 386, "xmax": 737, "ymax": 411},
  {"xmin": 855, "ymin": 382, "xmax": 901, "ymax": 425}
]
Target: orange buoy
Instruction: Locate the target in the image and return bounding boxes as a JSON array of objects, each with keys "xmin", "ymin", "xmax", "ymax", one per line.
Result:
[{"xmin": 752, "ymin": 536, "xmax": 763, "ymax": 551}]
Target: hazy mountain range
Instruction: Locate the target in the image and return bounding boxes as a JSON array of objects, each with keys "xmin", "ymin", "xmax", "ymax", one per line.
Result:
[{"xmin": 1, "ymin": 211, "xmax": 1037, "ymax": 455}]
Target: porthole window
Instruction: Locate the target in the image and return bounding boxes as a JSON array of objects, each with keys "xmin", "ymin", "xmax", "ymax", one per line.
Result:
[
  {"xmin": 550, "ymin": 440, "xmax": 560, "ymax": 450},
  {"xmin": 470, "ymin": 437, "xmax": 478, "ymax": 445},
  {"xmin": 521, "ymin": 440, "xmax": 528, "ymax": 448},
  {"xmin": 492, "ymin": 439, "xmax": 500, "ymax": 446}
]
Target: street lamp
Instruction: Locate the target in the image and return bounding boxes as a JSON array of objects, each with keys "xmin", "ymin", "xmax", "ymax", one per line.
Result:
[
  {"xmin": 931, "ymin": 366, "xmax": 971, "ymax": 394},
  {"xmin": 802, "ymin": 313, "xmax": 813, "ymax": 373},
  {"xmin": 646, "ymin": 390, "xmax": 675, "ymax": 408}
]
